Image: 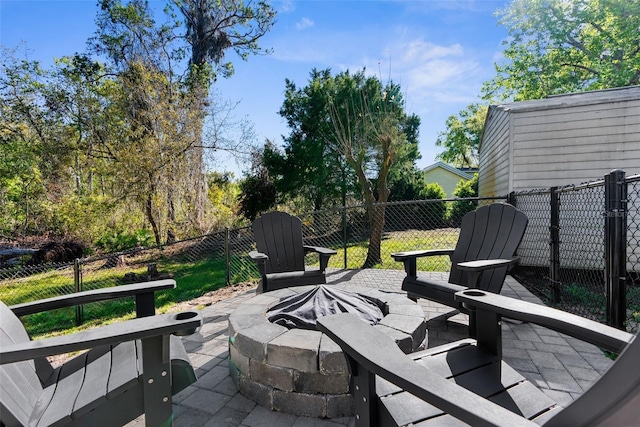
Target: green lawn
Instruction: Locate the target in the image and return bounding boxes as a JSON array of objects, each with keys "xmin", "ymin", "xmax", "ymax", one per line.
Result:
[
  {"xmin": 0, "ymin": 229, "xmax": 460, "ymax": 337},
  {"xmin": 0, "ymin": 257, "xmax": 231, "ymax": 337},
  {"xmin": 326, "ymin": 229, "xmax": 459, "ymax": 271}
]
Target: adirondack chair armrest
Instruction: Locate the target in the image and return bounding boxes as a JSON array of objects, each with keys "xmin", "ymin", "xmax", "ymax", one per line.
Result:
[
  {"xmin": 303, "ymin": 245, "xmax": 337, "ymax": 256},
  {"xmin": 317, "ymin": 313, "xmax": 537, "ymax": 427},
  {"xmin": 454, "ymin": 290, "xmax": 633, "ymax": 354},
  {"xmin": 248, "ymin": 250, "xmax": 268, "ymax": 261},
  {"xmin": 391, "ymin": 249, "xmax": 455, "ymax": 277},
  {"xmin": 457, "ymin": 257, "xmax": 520, "ymax": 271},
  {"xmin": 391, "ymin": 248, "xmax": 455, "ymax": 261},
  {"xmin": 9, "ymin": 279, "xmax": 177, "ymax": 318},
  {"xmin": 456, "ymin": 258, "xmax": 520, "ymax": 288},
  {"xmin": 248, "ymin": 250, "xmax": 268, "ymax": 275},
  {"xmin": 304, "ymin": 245, "xmax": 337, "ymax": 271},
  {"xmin": 0, "ymin": 310, "xmax": 202, "ymax": 365}
]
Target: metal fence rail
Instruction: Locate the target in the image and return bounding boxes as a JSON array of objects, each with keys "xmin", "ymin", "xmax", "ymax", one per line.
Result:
[{"xmin": 1, "ymin": 171, "xmax": 638, "ymax": 332}]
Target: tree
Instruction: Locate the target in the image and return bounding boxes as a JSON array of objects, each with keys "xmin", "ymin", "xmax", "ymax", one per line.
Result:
[
  {"xmin": 273, "ymin": 68, "xmax": 423, "ymax": 210},
  {"xmin": 1, "ymin": 0, "xmax": 275, "ymax": 243},
  {"xmin": 327, "ymin": 70, "xmax": 420, "ymax": 267},
  {"xmin": 386, "ymin": 113, "xmax": 426, "ymax": 201},
  {"xmin": 269, "ymin": 69, "xmax": 347, "ymax": 212},
  {"xmin": 238, "ymin": 147, "xmax": 276, "ymax": 221},
  {"xmin": 207, "ymin": 171, "xmax": 240, "ymax": 229},
  {"xmin": 484, "ymin": 0, "xmax": 640, "ymax": 101},
  {"xmin": 172, "ymin": 0, "xmax": 276, "ymax": 83},
  {"xmin": 171, "ymin": 0, "xmax": 276, "ymax": 226},
  {"xmin": 92, "ymin": 0, "xmax": 207, "ymax": 244},
  {"xmin": 435, "ymin": 103, "xmax": 487, "ymax": 168},
  {"xmin": 0, "ymin": 49, "xmax": 81, "ymax": 235}
]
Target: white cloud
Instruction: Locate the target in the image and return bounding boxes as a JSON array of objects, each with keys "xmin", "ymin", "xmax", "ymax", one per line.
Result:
[
  {"xmin": 401, "ymin": 40, "xmax": 464, "ymax": 62},
  {"xmin": 404, "ymin": 58, "xmax": 478, "ymax": 90},
  {"xmin": 278, "ymin": 0, "xmax": 295, "ymax": 13},
  {"xmin": 295, "ymin": 17, "xmax": 315, "ymax": 30},
  {"xmin": 270, "ymin": 27, "xmax": 484, "ymax": 109}
]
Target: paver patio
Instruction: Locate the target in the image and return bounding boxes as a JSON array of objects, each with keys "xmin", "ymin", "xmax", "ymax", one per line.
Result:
[{"xmin": 127, "ymin": 269, "xmax": 614, "ymax": 426}]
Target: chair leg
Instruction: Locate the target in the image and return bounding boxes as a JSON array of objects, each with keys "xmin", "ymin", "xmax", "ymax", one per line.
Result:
[
  {"xmin": 141, "ymin": 336, "xmax": 173, "ymax": 427},
  {"xmin": 352, "ymin": 363, "xmax": 377, "ymax": 427}
]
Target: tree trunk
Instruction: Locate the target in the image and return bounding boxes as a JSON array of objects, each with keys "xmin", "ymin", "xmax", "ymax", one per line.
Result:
[
  {"xmin": 188, "ymin": 78, "xmax": 208, "ymax": 233},
  {"xmin": 363, "ymin": 202, "xmax": 385, "ymax": 268},
  {"xmin": 350, "ymin": 160, "xmax": 385, "ymax": 268},
  {"xmin": 166, "ymin": 189, "xmax": 176, "ymax": 243},
  {"xmin": 146, "ymin": 193, "xmax": 161, "ymax": 245},
  {"xmin": 166, "ymin": 164, "xmax": 176, "ymax": 243}
]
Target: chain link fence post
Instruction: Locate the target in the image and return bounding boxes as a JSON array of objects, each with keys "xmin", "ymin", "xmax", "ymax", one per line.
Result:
[
  {"xmin": 604, "ymin": 169, "xmax": 627, "ymax": 329},
  {"xmin": 549, "ymin": 187, "xmax": 561, "ymax": 304},
  {"xmin": 225, "ymin": 227, "xmax": 231, "ymax": 286},
  {"xmin": 74, "ymin": 258, "xmax": 83, "ymax": 326},
  {"xmin": 342, "ymin": 205, "xmax": 348, "ymax": 269}
]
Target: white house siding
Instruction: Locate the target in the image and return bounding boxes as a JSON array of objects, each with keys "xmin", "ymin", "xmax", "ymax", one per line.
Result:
[
  {"xmin": 478, "ymin": 87, "xmax": 640, "ymax": 271},
  {"xmin": 478, "ymin": 106, "xmax": 511, "ymax": 196},
  {"xmin": 510, "ymin": 103, "xmax": 640, "ymax": 190}
]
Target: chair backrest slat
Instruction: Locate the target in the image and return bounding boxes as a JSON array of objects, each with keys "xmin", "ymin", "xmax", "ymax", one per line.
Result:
[
  {"xmin": 449, "ymin": 203, "xmax": 528, "ymax": 292},
  {"xmin": 0, "ymin": 301, "xmax": 43, "ymax": 426},
  {"xmin": 253, "ymin": 212, "xmax": 306, "ymax": 274}
]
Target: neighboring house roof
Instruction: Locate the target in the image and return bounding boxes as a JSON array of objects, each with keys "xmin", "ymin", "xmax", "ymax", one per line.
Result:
[{"xmin": 423, "ymin": 162, "xmax": 475, "ymax": 180}]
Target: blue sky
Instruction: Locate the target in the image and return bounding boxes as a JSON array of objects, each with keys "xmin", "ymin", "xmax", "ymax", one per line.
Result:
[{"xmin": 1, "ymin": 0, "xmax": 509, "ymax": 175}]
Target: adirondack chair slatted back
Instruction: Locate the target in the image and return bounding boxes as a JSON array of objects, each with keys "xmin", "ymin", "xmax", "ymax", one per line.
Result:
[
  {"xmin": 253, "ymin": 212, "xmax": 306, "ymax": 274},
  {"xmin": 449, "ymin": 203, "xmax": 528, "ymax": 292},
  {"xmin": 0, "ymin": 301, "xmax": 45, "ymax": 426}
]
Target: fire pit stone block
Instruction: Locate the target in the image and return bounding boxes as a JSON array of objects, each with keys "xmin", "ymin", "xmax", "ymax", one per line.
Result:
[
  {"xmin": 233, "ymin": 322, "xmax": 288, "ymax": 362},
  {"xmin": 319, "ymin": 334, "xmax": 349, "ymax": 374},
  {"xmin": 250, "ymin": 361, "xmax": 294, "ymax": 391},
  {"xmin": 267, "ymin": 329, "xmax": 322, "ymax": 372}
]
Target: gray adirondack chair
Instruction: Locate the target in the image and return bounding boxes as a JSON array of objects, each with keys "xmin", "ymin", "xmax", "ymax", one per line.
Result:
[
  {"xmin": 318, "ymin": 289, "xmax": 637, "ymax": 427},
  {"xmin": 249, "ymin": 211, "xmax": 337, "ymax": 293},
  {"xmin": 392, "ymin": 203, "xmax": 528, "ymax": 311},
  {"xmin": 0, "ymin": 279, "xmax": 202, "ymax": 427}
]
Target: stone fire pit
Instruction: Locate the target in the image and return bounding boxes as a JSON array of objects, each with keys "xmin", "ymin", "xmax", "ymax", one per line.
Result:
[{"xmin": 227, "ymin": 284, "xmax": 427, "ymax": 418}]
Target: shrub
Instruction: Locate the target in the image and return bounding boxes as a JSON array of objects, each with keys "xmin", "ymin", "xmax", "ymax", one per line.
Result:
[
  {"xmin": 95, "ymin": 229, "xmax": 154, "ymax": 252},
  {"xmin": 447, "ymin": 174, "xmax": 478, "ymax": 224},
  {"xmin": 417, "ymin": 183, "xmax": 447, "ymax": 229}
]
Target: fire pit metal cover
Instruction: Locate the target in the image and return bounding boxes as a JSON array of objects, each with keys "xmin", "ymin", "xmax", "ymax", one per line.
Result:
[{"xmin": 266, "ymin": 285, "xmax": 383, "ymax": 330}]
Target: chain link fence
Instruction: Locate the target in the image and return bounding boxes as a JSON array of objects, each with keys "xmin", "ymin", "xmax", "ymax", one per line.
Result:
[
  {"xmin": 512, "ymin": 172, "xmax": 640, "ymax": 332},
  {"xmin": 1, "ymin": 172, "xmax": 638, "ymax": 333}
]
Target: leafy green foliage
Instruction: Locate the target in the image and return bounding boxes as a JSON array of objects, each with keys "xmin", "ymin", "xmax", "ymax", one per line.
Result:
[
  {"xmin": 484, "ymin": 0, "xmax": 640, "ymax": 101},
  {"xmin": 447, "ymin": 174, "xmax": 479, "ymax": 222},
  {"xmin": 1, "ymin": 1, "xmax": 276, "ymax": 244},
  {"xmin": 172, "ymin": 0, "xmax": 277, "ymax": 83},
  {"xmin": 435, "ymin": 104, "xmax": 486, "ymax": 168},
  {"xmin": 238, "ymin": 149, "xmax": 277, "ymax": 221},
  {"xmin": 267, "ymin": 69, "xmax": 353, "ymax": 211},
  {"xmin": 95, "ymin": 229, "xmax": 155, "ymax": 252},
  {"xmin": 420, "ymin": 183, "xmax": 447, "ymax": 228},
  {"xmin": 268, "ymin": 68, "xmax": 423, "ymax": 211},
  {"xmin": 260, "ymin": 67, "xmax": 422, "ymax": 267}
]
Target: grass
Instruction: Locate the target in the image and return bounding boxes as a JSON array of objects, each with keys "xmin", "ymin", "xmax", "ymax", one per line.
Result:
[
  {"xmin": 556, "ymin": 282, "xmax": 640, "ymax": 334},
  {"xmin": 1, "ymin": 257, "xmax": 231, "ymax": 337},
  {"xmin": 326, "ymin": 229, "xmax": 459, "ymax": 271},
  {"xmin": 1, "ymin": 228, "xmax": 459, "ymax": 337}
]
